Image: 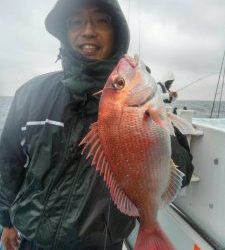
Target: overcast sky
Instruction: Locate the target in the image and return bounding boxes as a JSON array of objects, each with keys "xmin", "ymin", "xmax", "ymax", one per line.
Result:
[{"xmin": 0, "ymin": 0, "xmax": 225, "ymax": 100}]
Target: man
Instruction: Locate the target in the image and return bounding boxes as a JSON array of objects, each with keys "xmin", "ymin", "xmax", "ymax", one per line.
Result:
[
  {"xmin": 0, "ymin": 0, "xmax": 135, "ymax": 249},
  {"xmin": 157, "ymin": 72, "xmax": 194, "ymax": 188},
  {"xmin": 157, "ymin": 71, "xmax": 178, "ymax": 103}
]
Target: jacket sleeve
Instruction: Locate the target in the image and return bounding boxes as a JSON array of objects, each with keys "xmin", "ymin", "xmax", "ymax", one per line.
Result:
[
  {"xmin": 171, "ymin": 95, "xmax": 178, "ymax": 102},
  {"xmin": 0, "ymin": 91, "xmax": 27, "ymax": 227}
]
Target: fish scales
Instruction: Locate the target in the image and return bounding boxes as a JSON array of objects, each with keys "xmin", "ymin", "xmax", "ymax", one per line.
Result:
[
  {"xmin": 100, "ymin": 110, "xmax": 168, "ymax": 204},
  {"xmin": 80, "ymin": 55, "xmax": 184, "ymax": 250}
]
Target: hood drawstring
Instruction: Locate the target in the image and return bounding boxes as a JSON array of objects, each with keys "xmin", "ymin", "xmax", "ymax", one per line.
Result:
[{"xmin": 55, "ymin": 48, "xmax": 63, "ymax": 63}]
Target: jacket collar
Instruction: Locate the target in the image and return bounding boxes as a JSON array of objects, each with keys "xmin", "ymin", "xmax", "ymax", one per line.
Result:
[{"xmin": 60, "ymin": 47, "xmax": 120, "ymax": 97}]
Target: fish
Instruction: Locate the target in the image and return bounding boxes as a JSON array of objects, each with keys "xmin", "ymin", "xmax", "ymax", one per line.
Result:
[{"xmin": 80, "ymin": 55, "xmax": 184, "ymax": 250}]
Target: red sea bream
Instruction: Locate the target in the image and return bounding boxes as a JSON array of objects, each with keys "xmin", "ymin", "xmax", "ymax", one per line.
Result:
[{"xmin": 80, "ymin": 55, "xmax": 184, "ymax": 250}]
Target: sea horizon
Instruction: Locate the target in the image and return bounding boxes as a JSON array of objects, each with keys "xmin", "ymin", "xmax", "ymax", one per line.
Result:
[
  {"xmin": 0, "ymin": 97, "xmax": 224, "ymax": 136},
  {"xmin": 0, "ymin": 95, "xmax": 224, "ymax": 102}
]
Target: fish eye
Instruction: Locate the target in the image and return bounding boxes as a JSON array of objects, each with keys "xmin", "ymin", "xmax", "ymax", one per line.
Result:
[{"xmin": 112, "ymin": 77, "xmax": 125, "ymax": 90}]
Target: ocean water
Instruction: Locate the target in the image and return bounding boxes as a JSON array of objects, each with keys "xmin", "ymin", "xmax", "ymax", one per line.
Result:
[
  {"xmin": 171, "ymin": 100, "xmax": 225, "ymax": 118},
  {"xmin": 0, "ymin": 96, "xmax": 12, "ymax": 136},
  {"xmin": 0, "ymin": 96, "xmax": 225, "ymax": 136}
]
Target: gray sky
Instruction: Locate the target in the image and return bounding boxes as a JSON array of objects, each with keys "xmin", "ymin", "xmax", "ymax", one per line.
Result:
[{"xmin": 0, "ymin": 0, "xmax": 225, "ymax": 100}]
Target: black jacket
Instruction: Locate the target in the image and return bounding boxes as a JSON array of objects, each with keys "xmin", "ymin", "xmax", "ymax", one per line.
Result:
[{"xmin": 0, "ymin": 0, "xmax": 135, "ymax": 249}]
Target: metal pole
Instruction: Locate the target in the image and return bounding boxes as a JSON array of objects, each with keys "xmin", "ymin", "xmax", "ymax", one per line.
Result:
[
  {"xmin": 127, "ymin": 0, "xmax": 130, "ymax": 26},
  {"xmin": 210, "ymin": 50, "xmax": 225, "ymax": 118},
  {"xmin": 138, "ymin": 0, "xmax": 141, "ymax": 56},
  {"xmin": 217, "ymin": 65, "xmax": 225, "ymax": 117}
]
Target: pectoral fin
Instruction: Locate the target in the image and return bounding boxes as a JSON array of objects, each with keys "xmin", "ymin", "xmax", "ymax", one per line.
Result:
[
  {"xmin": 167, "ymin": 112, "xmax": 203, "ymax": 135},
  {"xmin": 161, "ymin": 160, "xmax": 185, "ymax": 206}
]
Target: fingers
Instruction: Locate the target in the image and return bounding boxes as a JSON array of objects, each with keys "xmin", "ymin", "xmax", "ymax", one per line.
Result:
[
  {"xmin": 3, "ymin": 239, "xmax": 19, "ymax": 250},
  {"xmin": 170, "ymin": 91, "xmax": 177, "ymax": 97},
  {"xmin": 1, "ymin": 227, "xmax": 21, "ymax": 250}
]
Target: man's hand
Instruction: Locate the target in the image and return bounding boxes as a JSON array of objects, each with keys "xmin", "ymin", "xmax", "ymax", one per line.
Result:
[
  {"xmin": 169, "ymin": 91, "xmax": 178, "ymax": 98},
  {"xmin": 1, "ymin": 227, "xmax": 21, "ymax": 250}
]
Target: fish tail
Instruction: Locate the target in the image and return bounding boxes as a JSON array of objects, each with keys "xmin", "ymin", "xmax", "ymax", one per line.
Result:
[{"xmin": 134, "ymin": 223, "xmax": 176, "ymax": 250}]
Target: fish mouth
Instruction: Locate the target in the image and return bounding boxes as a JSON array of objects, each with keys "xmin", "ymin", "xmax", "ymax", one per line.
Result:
[
  {"xmin": 124, "ymin": 54, "xmax": 139, "ymax": 68},
  {"xmin": 124, "ymin": 54, "xmax": 158, "ymax": 107}
]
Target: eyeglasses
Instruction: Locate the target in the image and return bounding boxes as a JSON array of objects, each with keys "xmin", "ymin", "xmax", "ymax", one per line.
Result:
[{"xmin": 67, "ymin": 13, "xmax": 112, "ymax": 31}]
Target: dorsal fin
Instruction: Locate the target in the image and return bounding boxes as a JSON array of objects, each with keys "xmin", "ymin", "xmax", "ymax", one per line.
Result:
[
  {"xmin": 161, "ymin": 160, "xmax": 185, "ymax": 206},
  {"xmin": 80, "ymin": 122, "xmax": 139, "ymax": 217}
]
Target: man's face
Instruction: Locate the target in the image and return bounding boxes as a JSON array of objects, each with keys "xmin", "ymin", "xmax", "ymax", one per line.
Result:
[{"xmin": 67, "ymin": 5, "xmax": 114, "ymax": 60}]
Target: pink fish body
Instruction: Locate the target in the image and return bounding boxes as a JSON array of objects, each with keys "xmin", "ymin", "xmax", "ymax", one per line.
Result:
[{"xmin": 80, "ymin": 55, "xmax": 183, "ymax": 250}]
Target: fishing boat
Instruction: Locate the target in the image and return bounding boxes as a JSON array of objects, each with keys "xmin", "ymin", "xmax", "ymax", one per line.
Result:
[
  {"xmin": 122, "ymin": 46, "xmax": 225, "ymax": 250},
  {"xmin": 123, "ymin": 108, "xmax": 225, "ymax": 250}
]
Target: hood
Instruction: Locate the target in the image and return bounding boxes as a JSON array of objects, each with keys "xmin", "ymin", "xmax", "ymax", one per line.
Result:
[
  {"xmin": 45, "ymin": 0, "xmax": 129, "ymax": 59},
  {"xmin": 160, "ymin": 72, "xmax": 175, "ymax": 85},
  {"xmin": 45, "ymin": 0, "xmax": 130, "ymax": 96}
]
